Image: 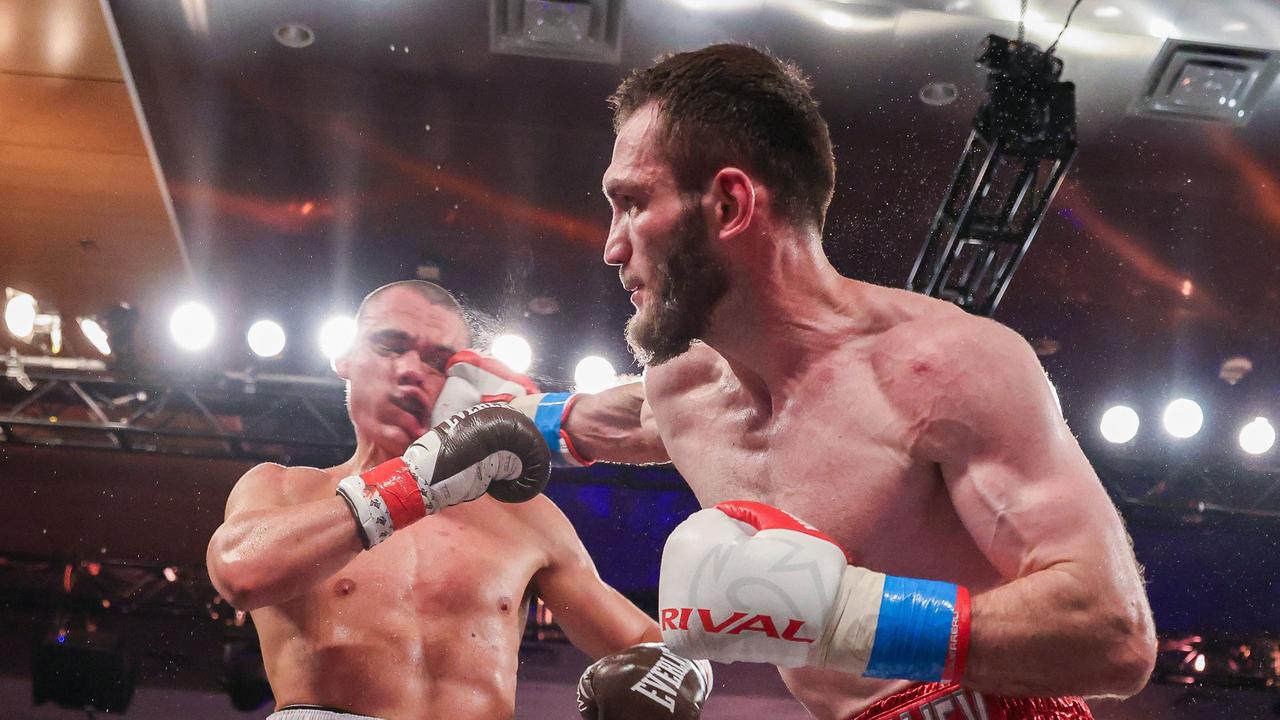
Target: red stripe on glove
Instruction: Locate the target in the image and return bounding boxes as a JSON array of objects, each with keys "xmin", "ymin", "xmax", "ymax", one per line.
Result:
[
  {"xmin": 361, "ymin": 458, "xmax": 426, "ymax": 529},
  {"xmin": 714, "ymin": 500, "xmax": 852, "ymax": 564},
  {"xmin": 445, "ymin": 350, "xmax": 540, "ymax": 395},
  {"xmin": 942, "ymin": 585, "xmax": 971, "ymax": 682}
]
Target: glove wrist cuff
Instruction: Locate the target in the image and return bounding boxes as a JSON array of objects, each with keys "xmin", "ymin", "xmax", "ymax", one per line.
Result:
[
  {"xmin": 824, "ymin": 565, "xmax": 970, "ymax": 683},
  {"xmin": 336, "ymin": 473, "xmax": 396, "ymax": 549},
  {"xmin": 534, "ymin": 392, "xmax": 594, "ymax": 467}
]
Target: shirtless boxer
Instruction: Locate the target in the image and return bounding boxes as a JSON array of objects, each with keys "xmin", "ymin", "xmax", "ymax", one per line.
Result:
[
  {"xmin": 206, "ymin": 281, "xmax": 710, "ymax": 720},
  {"xmin": 516, "ymin": 45, "xmax": 1157, "ymax": 719}
]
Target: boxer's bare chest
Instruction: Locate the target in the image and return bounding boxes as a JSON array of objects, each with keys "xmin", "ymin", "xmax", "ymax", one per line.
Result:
[
  {"xmin": 650, "ymin": 344, "xmax": 985, "ymax": 578},
  {"xmin": 274, "ymin": 494, "xmax": 540, "ymax": 644}
]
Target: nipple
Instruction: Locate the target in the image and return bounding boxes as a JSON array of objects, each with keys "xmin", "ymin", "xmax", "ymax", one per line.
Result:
[{"xmin": 335, "ymin": 578, "xmax": 357, "ymax": 597}]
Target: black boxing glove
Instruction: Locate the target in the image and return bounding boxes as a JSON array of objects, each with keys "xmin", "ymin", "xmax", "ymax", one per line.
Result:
[
  {"xmin": 577, "ymin": 643, "xmax": 712, "ymax": 720},
  {"xmin": 336, "ymin": 403, "xmax": 551, "ymax": 548}
]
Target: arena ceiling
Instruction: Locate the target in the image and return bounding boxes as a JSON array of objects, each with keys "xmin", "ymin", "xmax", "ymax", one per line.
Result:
[{"xmin": 13, "ymin": 1, "xmax": 1280, "ymax": 440}]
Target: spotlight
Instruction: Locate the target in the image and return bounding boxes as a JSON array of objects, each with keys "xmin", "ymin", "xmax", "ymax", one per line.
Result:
[
  {"xmin": 1238, "ymin": 417, "xmax": 1275, "ymax": 456},
  {"xmin": 1162, "ymin": 398, "xmax": 1203, "ymax": 439},
  {"xmin": 319, "ymin": 315, "xmax": 356, "ymax": 361},
  {"xmin": 491, "ymin": 334, "xmax": 532, "ymax": 373},
  {"xmin": 1100, "ymin": 405, "xmax": 1140, "ymax": 444},
  {"xmin": 246, "ymin": 320, "xmax": 286, "ymax": 359},
  {"xmin": 5, "ymin": 288, "xmax": 62, "ymax": 352},
  {"xmin": 169, "ymin": 302, "xmax": 216, "ymax": 351},
  {"xmin": 81, "ymin": 304, "xmax": 139, "ymax": 369},
  {"xmin": 78, "ymin": 317, "xmax": 111, "ymax": 356},
  {"xmin": 574, "ymin": 355, "xmax": 617, "ymax": 394},
  {"xmin": 4, "ymin": 289, "xmax": 37, "ymax": 339}
]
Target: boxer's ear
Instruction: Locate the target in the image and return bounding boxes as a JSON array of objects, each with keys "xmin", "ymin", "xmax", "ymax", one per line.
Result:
[
  {"xmin": 332, "ymin": 349, "xmax": 351, "ymax": 379},
  {"xmin": 709, "ymin": 167, "xmax": 756, "ymax": 242}
]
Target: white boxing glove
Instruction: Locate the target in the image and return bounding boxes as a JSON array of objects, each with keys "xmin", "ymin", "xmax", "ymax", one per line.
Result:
[
  {"xmin": 658, "ymin": 501, "xmax": 971, "ymax": 682},
  {"xmin": 430, "ymin": 350, "xmax": 539, "ymax": 427},
  {"xmin": 658, "ymin": 501, "xmax": 851, "ymax": 668}
]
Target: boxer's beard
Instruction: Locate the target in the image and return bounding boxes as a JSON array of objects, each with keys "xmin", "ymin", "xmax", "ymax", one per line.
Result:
[{"xmin": 626, "ymin": 204, "xmax": 729, "ymax": 366}]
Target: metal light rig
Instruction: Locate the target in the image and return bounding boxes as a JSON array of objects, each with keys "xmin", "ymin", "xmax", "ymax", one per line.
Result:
[{"xmin": 908, "ymin": 34, "xmax": 1078, "ymax": 316}]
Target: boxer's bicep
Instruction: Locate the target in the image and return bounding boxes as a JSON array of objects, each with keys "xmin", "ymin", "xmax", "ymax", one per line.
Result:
[
  {"xmin": 568, "ymin": 381, "xmax": 669, "ymax": 464},
  {"xmin": 908, "ymin": 319, "xmax": 1119, "ymax": 576},
  {"xmin": 911, "ymin": 323, "xmax": 1154, "ymax": 695},
  {"xmin": 531, "ymin": 506, "xmax": 660, "ymax": 659}
]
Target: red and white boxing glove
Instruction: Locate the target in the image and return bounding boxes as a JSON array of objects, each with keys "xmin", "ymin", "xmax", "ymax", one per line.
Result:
[
  {"xmin": 658, "ymin": 501, "xmax": 970, "ymax": 682},
  {"xmin": 429, "ymin": 350, "xmax": 540, "ymax": 428}
]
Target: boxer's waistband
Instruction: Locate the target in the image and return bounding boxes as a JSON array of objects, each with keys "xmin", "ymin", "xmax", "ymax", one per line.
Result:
[
  {"xmin": 850, "ymin": 681, "xmax": 1092, "ymax": 720},
  {"xmin": 268, "ymin": 704, "xmax": 384, "ymax": 720}
]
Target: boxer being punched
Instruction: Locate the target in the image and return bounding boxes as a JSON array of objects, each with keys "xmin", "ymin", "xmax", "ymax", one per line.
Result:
[
  {"xmin": 516, "ymin": 45, "xmax": 1156, "ymax": 719},
  {"xmin": 207, "ymin": 281, "xmax": 708, "ymax": 720}
]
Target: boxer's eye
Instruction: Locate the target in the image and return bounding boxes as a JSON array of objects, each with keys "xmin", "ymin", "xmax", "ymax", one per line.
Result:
[{"xmin": 423, "ymin": 354, "xmax": 449, "ymax": 374}]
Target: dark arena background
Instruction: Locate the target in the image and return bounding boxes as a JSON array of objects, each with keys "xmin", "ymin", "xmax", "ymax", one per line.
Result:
[{"xmin": 3, "ymin": 0, "xmax": 1280, "ymax": 718}]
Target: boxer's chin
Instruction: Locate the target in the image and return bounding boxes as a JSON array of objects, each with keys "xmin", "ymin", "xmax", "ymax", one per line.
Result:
[
  {"xmin": 626, "ymin": 302, "xmax": 694, "ymax": 367},
  {"xmin": 628, "ymin": 201, "xmax": 728, "ymax": 367}
]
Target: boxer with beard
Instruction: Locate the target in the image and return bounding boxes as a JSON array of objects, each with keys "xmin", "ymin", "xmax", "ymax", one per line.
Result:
[{"xmin": 514, "ymin": 44, "xmax": 1156, "ymax": 720}]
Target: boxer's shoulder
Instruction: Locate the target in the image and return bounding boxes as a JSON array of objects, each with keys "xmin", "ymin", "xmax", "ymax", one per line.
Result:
[
  {"xmin": 506, "ymin": 494, "xmax": 588, "ymax": 558},
  {"xmin": 867, "ymin": 301, "xmax": 1048, "ymax": 455},
  {"xmin": 868, "ymin": 298, "xmax": 1029, "ymax": 386},
  {"xmin": 225, "ymin": 462, "xmax": 336, "ymax": 516}
]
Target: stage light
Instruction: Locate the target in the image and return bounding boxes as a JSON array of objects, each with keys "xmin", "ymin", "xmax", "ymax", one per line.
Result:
[
  {"xmin": 319, "ymin": 315, "xmax": 356, "ymax": 361},
  {"xmin": 169, "ymin": 302, "xmax": 216, "ymax": 351},
  {"xmin": 6, "ymin": 288, "xmax": 64, "ymax": 353},
  {"xmin": 1238, "ymin": 417, "xmax": 1275, "ymax": 456},
  {"xmin": 1100, "ymin": 405, "xmax": 1140, "ymax": 444},
  {"xmin": 906, "ymin": 33, "xmax": 1077, "ymax": 316},
  {"xmin": 247, "ymin": 320, "xmax": 286, "ymax": 359},
  {"xmin": 490, "ymin": 334, "xmax": 532, "ymax": 373},
  {"xmin": 78, "ymin": 317, "xmax": 111, "ymax": 356},
  {"xmin": 1162, "ymin": 398, "xmax": 1203, "ymax": 439},
  {"xmin": 5, "ymin": 289, "xmax": 37, "ymax": 339},
  {"xmin": 83, "ymin": 304, "xmax": 139, "ymax": 369},
  {"xmin": 574, "ymin": 355, "xmax": 616, "ymax": 394},
  {"xmin": 1193, "ymin": 652, "xmax": 1206, "ymax": 673},
  {"xmin": 1148, "ymin": 19, "xmax": 1178, "ymax": 38}
]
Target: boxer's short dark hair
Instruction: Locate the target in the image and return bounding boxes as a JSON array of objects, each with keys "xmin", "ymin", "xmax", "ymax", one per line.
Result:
[
  {"xmin": 609, "ymin": 43, "xmax": 836, "ymax": 231},
  {"xmin": 357, "ymin": 280, "xmax": 475, "ymax": 343}
]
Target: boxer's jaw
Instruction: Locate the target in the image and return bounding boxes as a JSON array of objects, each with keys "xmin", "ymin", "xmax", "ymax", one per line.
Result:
[{"xmin": 626, "ymin": 202, "xmax": 728, "ymax": 367}]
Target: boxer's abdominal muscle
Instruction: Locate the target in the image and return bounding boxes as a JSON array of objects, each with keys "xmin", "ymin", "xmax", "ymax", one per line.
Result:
[{"xmin": 252, "ymin": 491, "xmax": 540, "ymax": 720}]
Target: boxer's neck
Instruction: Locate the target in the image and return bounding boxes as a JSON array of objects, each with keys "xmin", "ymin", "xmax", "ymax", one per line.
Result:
[
  {"xmin": 703, "ymin": 227, "xmax": 871, "ymax": 411},
  {"xmin": 345, "ymin": 430, "xmax": 405, "ymax": 474}
]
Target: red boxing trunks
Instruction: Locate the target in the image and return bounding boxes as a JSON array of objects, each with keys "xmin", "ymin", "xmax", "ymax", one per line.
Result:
[{"xmin": 851, "ymin": 682, "xmax": 1092, "ymax": 720}]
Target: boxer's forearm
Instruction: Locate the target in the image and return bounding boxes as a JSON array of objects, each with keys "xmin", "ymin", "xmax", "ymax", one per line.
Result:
[
  {"xmin": 964, "ymin": 562, "xmax": 1155, "ymax": 698},
  {"xmin": 207, "ymin": 496, "xmax": 363, "ymax": 611},
  {"xmin": 563, "ymin": 384, "xmax": 669, "ymax": 464}
]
